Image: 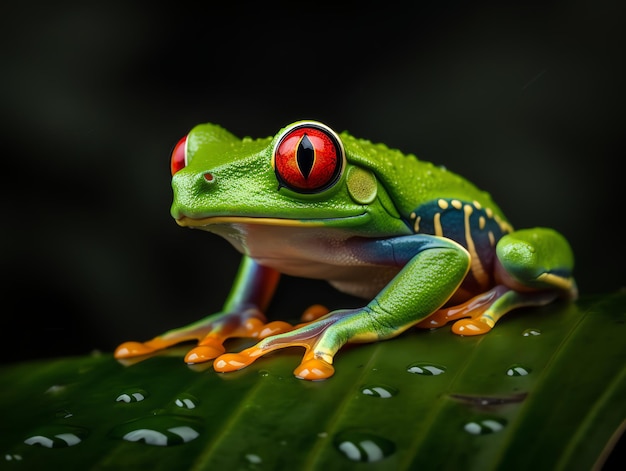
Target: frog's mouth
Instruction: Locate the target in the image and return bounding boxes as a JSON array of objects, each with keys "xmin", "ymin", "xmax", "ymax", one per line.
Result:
[{"xmin": 175, "ymin": 214, "xmax": 367, "ymax": 228}]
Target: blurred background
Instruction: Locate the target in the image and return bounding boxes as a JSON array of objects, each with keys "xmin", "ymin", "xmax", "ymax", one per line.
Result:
[{"xmin": 1, "ymin": 1, "xmax": 624, "ymax": 363}]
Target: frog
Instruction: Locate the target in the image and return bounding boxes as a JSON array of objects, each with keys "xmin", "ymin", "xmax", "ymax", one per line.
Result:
[{"xmin": 115, "ymin": 120, "xmax": 577, "ymax": 380}]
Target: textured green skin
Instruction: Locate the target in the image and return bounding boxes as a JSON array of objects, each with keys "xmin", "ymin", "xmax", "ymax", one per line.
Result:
[{"xmin": 171, "ymin": 122, "xmax": 508, "ymax": 235}]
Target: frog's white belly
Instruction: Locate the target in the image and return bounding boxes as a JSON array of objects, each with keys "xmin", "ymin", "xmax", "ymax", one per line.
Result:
[{"xmin": 202, "ymin": 222, "xmax": 400, "ymax": 299}]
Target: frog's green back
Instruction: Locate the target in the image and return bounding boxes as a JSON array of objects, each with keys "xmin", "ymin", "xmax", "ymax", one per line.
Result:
[{"xmin": 340, "ymin": 132, "xmax": 509, "ymax": 222}]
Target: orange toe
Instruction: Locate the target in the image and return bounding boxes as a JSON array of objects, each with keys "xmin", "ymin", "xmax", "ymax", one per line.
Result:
[
  {"xmin": 452, "ymin": 318, "xmax": 493, "ymax": 336},
  {"xmin": 294, "ymin": 359, "xmax": 335, "ymax": 380},
  {"xmin": 258, "ymin": 321, "xmax": 293, "ymax": 338},
  {"xmin": 185, "ymin": 344, "xmax": 225, "ymax": 364},
  {"xmin": 301, "ymin": 304, "xmax": 330, "ymax": 322},
  {"xmin": 240, "ymin": 318, "xmax": 293, "ymax": 338},
  {"xmin": 213, "ymin": 353, "xmax": 255, "ymax": 372},
  {"xmin": 114, "ymin": 341, "xmax": 157, "ymax": 359}
]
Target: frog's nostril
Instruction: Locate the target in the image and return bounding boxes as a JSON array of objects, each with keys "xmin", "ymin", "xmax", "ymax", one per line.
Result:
[{"xmin": 203, "ymin": 172, "xmax": 214, "ymax": 183}]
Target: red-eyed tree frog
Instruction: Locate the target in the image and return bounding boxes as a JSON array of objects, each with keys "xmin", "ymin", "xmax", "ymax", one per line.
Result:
[{"xmin": 115, "ymin": 120, "xmax": 577, "ymax": 380}]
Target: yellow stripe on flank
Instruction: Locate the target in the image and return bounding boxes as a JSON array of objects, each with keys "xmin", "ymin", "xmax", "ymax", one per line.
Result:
[
  {"xmin": 479, "ymin": 216, "xmax": 486, "ymax": 230},
  {"xmin": 488, "ymin": 231, "xmax": 495, "ymax": 246},
  {"xmin": 463, "ymin": 204, "xmax": 489, "ymax": 289},
  {"xmin": 438, "ymin": 199, "xmax": 449, "ymax": 209},
  {"xmin": 434, "ymin": 212, "xmax": 443, "ymax": 236},
  {"xmin": 413, "ymin": 215, "xmax": 421, "ymax": 233},
  {"xmin": 494, "ymin": 215, "xmax": 514, "ymax": 233},
  {"xmin": 451, "ymin": 199, "xmax": 463, "ymax": 210}
]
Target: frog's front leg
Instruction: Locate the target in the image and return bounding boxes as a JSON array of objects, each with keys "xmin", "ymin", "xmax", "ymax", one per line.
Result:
[
  {"xmin": 114, "ymin": 256, "xmax": 292, "ymax": 362},
  {"xmin": 214, "ymin": 235, "xmax": 471, "ymax": 380}
]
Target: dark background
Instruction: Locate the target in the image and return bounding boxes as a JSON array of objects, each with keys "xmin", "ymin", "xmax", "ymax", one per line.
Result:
[{"xmin": 1, "ymin": 1, "xmax": 624, "ymax": 364}]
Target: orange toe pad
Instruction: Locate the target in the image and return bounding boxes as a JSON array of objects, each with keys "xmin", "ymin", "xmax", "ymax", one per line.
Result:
[
  {"xmin": 114, "ymin": 341, "xmax": 157, "ymax": 359},
  {"xmin": 452, "ymin": 318, "xmax": 493, "ymax": 336},
  {"xmin": 185, "ymin": 344, "xmax": 226, "ymax": 364},
  {"xmin": 294, "ymin": 359, "xmax": 335, "ymax": 380},
  {"xmin": 213, "ymin": 353, "xmax": 255, "ymax": 372}
]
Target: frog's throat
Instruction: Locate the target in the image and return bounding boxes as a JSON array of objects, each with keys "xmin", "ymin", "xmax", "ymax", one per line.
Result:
[{"xmin": 175, "ymin": 214, "xmax": 367, "ymax": 228}]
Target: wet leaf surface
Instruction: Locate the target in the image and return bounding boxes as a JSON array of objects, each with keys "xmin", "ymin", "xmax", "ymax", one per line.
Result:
[{"xmin": 1, "ymin": 292, "xmax": 624, "ymax": 470}]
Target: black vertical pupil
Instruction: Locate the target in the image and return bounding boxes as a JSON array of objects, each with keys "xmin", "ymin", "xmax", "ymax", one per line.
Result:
[{"xmin": 297, "ymin": 134, "xmax": 315, "ymax": 179}]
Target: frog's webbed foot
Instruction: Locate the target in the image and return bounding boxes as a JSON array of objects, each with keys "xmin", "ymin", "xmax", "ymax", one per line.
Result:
[
  {"xmin": 184, "ymin": 317, "xmax": 293, "ymax": 364},
  {"xmin": 182, "ymin": 305, "xmax": 329, "ymax": 363},
  {"xmin": 416, "ymin": 285, "xmax": 508, "ymax": 333},
  {"xmin": 114, "ymin": 309, "xmax": 293, "ymax": 363},
  {"xmin": 416, "ymin": 285, "xmax": 561, "ymax": 336},
  {"xmin": 213, "ymin": 308, "xmax": 376, "ymax": 380}
]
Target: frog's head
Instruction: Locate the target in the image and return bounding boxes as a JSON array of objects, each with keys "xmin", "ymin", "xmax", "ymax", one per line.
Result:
[{"xmin": 170, "ymin": 120, "xmax": 409, "ymax": 235}]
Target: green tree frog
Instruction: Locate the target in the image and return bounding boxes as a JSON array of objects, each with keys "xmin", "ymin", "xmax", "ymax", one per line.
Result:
[{"xmin": 115, "ymin": 120, "xmax": 576, "ymax": 380}]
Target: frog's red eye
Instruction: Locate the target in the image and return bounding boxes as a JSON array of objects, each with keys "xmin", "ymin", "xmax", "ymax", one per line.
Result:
[
  {"xmin": 170, "ymin": 135, "xmax": 188, "ymax": 176},
  {"xmin": 272, "ymin": 122, "xmax": 344, "ymax": 193}
]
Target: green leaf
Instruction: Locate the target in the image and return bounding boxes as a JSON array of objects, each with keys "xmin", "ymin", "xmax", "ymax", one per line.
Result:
[{"xmin": 1, "ymin": 292, "xmax": 624, "ymax": 470}]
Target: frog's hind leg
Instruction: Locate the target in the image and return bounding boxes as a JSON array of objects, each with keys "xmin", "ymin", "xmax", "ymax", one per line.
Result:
[
  {"xmin": 418, "ymin": 227, "xmax": 577, "ymax": 336},
  {"xmin": 416, "ymin": 285, "xmax": 511, "ymax": 331},
  {"xmin": 444, "ymin": 287, "xmax": 563, "ymax": 335}
]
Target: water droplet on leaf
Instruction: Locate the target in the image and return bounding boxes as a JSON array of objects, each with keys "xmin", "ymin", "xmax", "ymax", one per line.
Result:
[
  {"xmin": 407, "ymin": 362, "xmax": 446, "ymax": 375},
  {"xmin": 506, "ymin": 365, "xmax": 532, "ymax": 376},
  {"xmin": 45, "ymin": 385, "xmax": 66, "ymax": 395},
  {"xmin": 245, "ymin": 453, "xmax": 262, "ymax": 464},
  {"xmin": 109, "ymin": 415, "xmax": 202, "ymax": 446},
  {"xmin": 522, "ymin": 328, "xmax": 541, "ymax": 336},
  {"xmin": 54, "ymin": 409, "xmax": 73, "ymax": 419},
  {"xmin": 174, "ymin": 393, "xmax": 199, "ymax": 410},
  {"xmin": 334, "ymin": 430, "xmax": 395, "ymax": 462},
  {"xmin": 23, "ymin": 425, "xmax": 89, "ymax": 448},
  {"xmin": 360, "ymin": 385, "xmax": 398, "ymax": 398},
  {"xmin": 116, "ymin": 389, "xmax": 148, "ymax": 403},
  {"xmin": 464, "ymin": 417, "xmax": 507, "ymax": 435}
]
